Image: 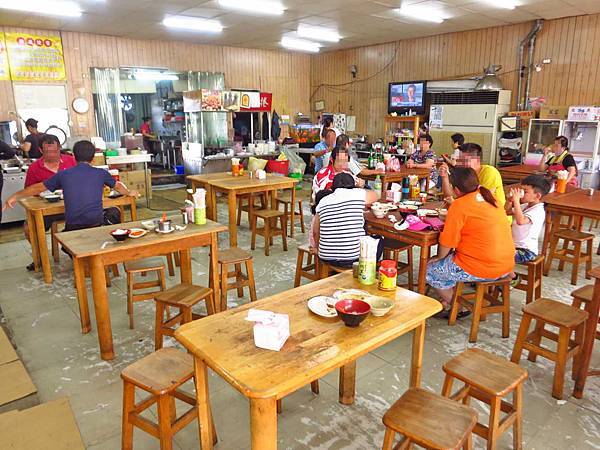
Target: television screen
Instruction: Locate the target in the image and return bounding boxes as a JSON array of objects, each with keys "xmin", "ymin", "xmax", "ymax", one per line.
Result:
[{"xmin": 388, "ymin": 81, "xmax": 426, "ymax": 113}]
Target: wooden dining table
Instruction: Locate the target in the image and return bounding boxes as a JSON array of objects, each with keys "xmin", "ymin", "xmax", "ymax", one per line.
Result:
[
  {"xmin": 358, "ymin": 166, "xmax": 431, "ymax": 192},
  {"xmin": 189, "ymin": 173, "xmax": 298, "ymax": 247},
  {"xmin": 19, "ymin": 195, "xmax": 137, "ymax": 284},
  {"xmin": 498, "ymin": 164, "xmax": 542, "ymax": 184},
  {"xmin": 365, "ymin": 203, "xmax": 443, "ymax": 294},
  {"xmin": 175, "ymin": 271, "xmax": 441, "ymax": 450},
  {"xmin": 55, "ymin": 217, "xmax": 227, "ymax": 360}
]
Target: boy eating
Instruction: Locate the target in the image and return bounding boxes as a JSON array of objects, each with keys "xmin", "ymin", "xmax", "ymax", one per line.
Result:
[{"xmin": 506, "ymin": 175, "xmax": 551, "ymax": 284}]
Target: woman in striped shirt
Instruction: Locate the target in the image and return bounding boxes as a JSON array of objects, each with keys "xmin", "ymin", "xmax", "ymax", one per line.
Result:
[{"xmin": 313, "ymin": 173, "xmax": 379, "ymax": 268}]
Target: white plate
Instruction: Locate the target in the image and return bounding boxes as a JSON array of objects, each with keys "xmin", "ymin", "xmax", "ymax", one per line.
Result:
[
  {"xmin": 307, "ymin": 296, "xmax": 337, "ymax": 318},
  {"xmin": 155, "ymin": 227, "xmax": 176, "ymax": 234},
  {"xmin": 417, "ymin": 208, "xmax": 439, "ymax": 216},
  {"xmin": 141, "ymin": 220, "xmax": 158, "ymax": 230},
  {"xmin": 128, "ymin": 228, "xmax": 148, "ymax": 239},
  {"xmin": 402, "ymin": 200, "xmax": 422, "ymax": 206},
  {"xmin": 333, "ymin": 289, "xmax": 372, "ymax": 301}
]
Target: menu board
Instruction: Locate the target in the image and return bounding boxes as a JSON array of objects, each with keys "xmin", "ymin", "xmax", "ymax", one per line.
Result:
[
  {"xmin": 0, "ymin": 34, "xmax": 9, "ymax": 81},
  {"xmin": 5, "ymin": 32, "xmax": 66, "ymax": 81}
]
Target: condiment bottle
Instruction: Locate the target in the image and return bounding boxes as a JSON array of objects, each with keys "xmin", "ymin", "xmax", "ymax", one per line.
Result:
[{"xmin": 378, "ymin": 260, "xmax": 397, "ymax": 291}]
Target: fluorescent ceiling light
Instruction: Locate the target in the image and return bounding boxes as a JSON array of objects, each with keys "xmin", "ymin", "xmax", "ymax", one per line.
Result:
[
  {"xmin": 218, "ymin": 0, "xmax": 285, "ymax": 15},
  {"xmin": 162, "ymin": 16, "xmax": 223, "ymax": 33},
  {"xmin": 133, "ymin": 71, "xmax": 179, "ymax": 81},
  {"xmin": 297, "ymin": 24, "xmax": 341, "ymax": 43},
  {"xmin": 281, "ymin": 37, "xmax": 321, "ymax": 53},
  {"xmin": 396, "ymin": 4, "xmax": 446, "ymax": 24},
  {"xmin": 0, "ymin": 0, "xmax": 82, "ymax": 17},
  {"xmin": 481, "ymin": 0, "xmax": 517, "ymax": 9}
]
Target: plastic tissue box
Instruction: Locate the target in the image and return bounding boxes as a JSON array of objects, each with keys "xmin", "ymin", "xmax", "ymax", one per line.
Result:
[{"xmin": 246, "ymin": 309, "xmax": 290, "ymax": 351}]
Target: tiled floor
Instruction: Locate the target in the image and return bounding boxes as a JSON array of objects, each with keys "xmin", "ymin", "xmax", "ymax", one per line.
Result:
[{"xmin": 0, "ymin": 185, "xmax": 599, "ymax": 449}]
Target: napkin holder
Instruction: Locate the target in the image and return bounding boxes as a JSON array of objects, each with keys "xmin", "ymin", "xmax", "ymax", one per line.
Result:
[{"xmin": 246, "ymin": 309, "xmax": 289, "ymax": 351}]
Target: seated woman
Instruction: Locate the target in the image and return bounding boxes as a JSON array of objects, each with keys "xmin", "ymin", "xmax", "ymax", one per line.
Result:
[
  {"xmin": 539, "ymin": 135, "xmax": 578, "ymax": 186},
  {"xmin": 426, "ymin": 167, "xmax": 515, "ymax": 315},
  {"xmin": 406, "ymin": 134, "xmax": 437, "ymax": 188},
  {"xmin": 313, "ymin": 173, "xmax": 379, "ymax": 268}
]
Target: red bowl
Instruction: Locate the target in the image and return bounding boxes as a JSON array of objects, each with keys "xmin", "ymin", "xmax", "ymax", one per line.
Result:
[{"xmin": 335, "ymin": 299, "xmax": 371, "ymax": 327}]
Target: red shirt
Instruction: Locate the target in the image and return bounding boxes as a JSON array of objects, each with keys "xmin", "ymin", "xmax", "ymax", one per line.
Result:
[
  {"xmin": 25, "ymin": 154, "xmax": 77, "ymax": 187},
  {"xmin": 140, "ymin": 122, "xmax": 152, "ymax": 135}
]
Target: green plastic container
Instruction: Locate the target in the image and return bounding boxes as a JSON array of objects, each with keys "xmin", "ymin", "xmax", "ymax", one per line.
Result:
[
  {"xmin": 105, "ymin": 149, "xmax": 119, "ymax": 156},
  {"xmin": 289, "ymin": 172, "xmax": 303, "ymax": 190}
]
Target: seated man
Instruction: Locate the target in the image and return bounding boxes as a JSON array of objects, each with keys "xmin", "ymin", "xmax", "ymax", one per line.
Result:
[
  {"xmin": 22, "ymin": 134, "xmax": 77, "ymax": 270},
  {"xmin": 439, "ymin": 142, "xmax": 506, "ymax": 210},
  {"xmin": 3, "ymin": 140, "xmax": 138, "ymax": 233}
]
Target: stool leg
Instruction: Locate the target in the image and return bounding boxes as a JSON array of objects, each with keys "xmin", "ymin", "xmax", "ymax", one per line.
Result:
[
  {"xmin": 487, "ymin": 396, "xmax": 502, "ymax": 450},
  {"xmin": 264, "ymin": 218, "xmax": 271, "ymax": 256},
  {"xmin": 105, "ymin": 266, "xmax": 112, "ymax": 288},
  {"xmin": 557, "ymin": 239, "xmax": 568, "ymax": 272},
  {"xmin": 251, "ymin": 215, "xmax": 257, "ymax": 250},
  {"xmin": 572, "ymin": 321, "xmax": 585, "ymax": 381},
  {"xmin": 298, "ymin": 201, "xmax": 305, "ymax": 233},
  {"xmin": 552, "ymin": 327, "xmax": 570, "ymax": 399},
  {"xmin": 246, "ymin": 260, "xmax": 257, "ymax": 302},
  {"xmin": 121, "ymin": 381, "xmax": 135, "ymax": 450},
  {"xmin": 155, "ymin": 301, "xmax": 165, "ymax": 350},
  {"xmin": 294, "ymin": 249, "xmax": 303, "ymax": 287},
  {"xmin": 182, "ymin": 305, "xmax": 193, "ymax": 324},
  {"xmin": 407, "ymin": 247, "xmax": 414, "ymax": 291},
  {"xmin": 236, "ymin": 198, "xmax": 243, "ymax": 226},
  {"xmin": 51, "ymin": 223, "xmax": 59, "ymax": 263},
  {"xmin": 111, "ymin": 264, "xmax": 119, "ymax": 278},
  {"xmin": 543, "ymin": 236, "xmax": 559, "ymax": 276},
  {"xmin": 585, "ymin": 239, "xmax": 592, "ymax": 279},
  {"xmin": 166, "ymin": 254, "xmax": 175, "ymax": 277},
  {"xmin": 127, "ymin": 272, "xmax": 134, "ymax": 329},
  {"xmin": 511, "ymin": 315, "xmax": 532, "ymax": 364},
  {"xmin": 525, "ymin": 265, "xmax": 534, "ymax": 304},
  {"xmin": 513, "ymin": 383, "xmax": 523, "ymax": 450},
  {"xmin": 220, "ymin": 263, "xmax": 229, "ymax": 312},
  {"xmin": 234, "ymin": 263, "xmax": 244, "ymax": 298},
  {"xmin": 501, "ymin": 283, "xmax": 510, "ymax": 338},
  {"xmin": 281, "ymin": 216, "xmax": 288, "ymax": 252},
  {"xmin": 534, "ymin": 262, "xmax": 542, "ymax": 301},
  {"xmin": 469, "ymin": 286, "xmax": 485, "ymax": 343},
  {"xmin": 311, "ymin": 380, "xmax": 319, "ymax": 394},
  {"xmin": 441, "ymin": 374, "xmax": 454, "ymax": 397},
  {"xmin": 464, "ymin": 433, "xmax": 473, "ymax": 450},
  {"xmin": 527, "ymin": 320, "xmax": 544, "ymax": 363},
  {"xmin": 448, "ymin": 283, "xmax": 463, "ymax": 326},
  {"xmin": 382, "ymin": 428, "xmax": 395, "ymax": 450},
  {"xmin": 571, "ymin": 241, "xmax": 582, "ymax": 285},
  {"xmin": 286, "ymin": 203, "xmax": 294, "ymax": 238},
  {"xmin": 157, "ymin": 394, "xmax": 174, "ymax": 450}
]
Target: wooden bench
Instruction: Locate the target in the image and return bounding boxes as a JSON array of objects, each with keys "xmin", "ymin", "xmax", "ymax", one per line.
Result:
[
  {"xmin": 250, "ymin": 209, "xmax": 288, "ymax": 256},
  {"xmin": 217, "ymin": 247, "xmax": 257, "ymax": 311}
]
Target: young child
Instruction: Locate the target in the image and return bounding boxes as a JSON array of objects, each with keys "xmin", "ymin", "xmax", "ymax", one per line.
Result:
[
  {"xmin": 309, "ymin": 189, "xmax": 333, "ymax": 251},
  {"xmin": 506, "ymin": 175, "xmax": 551, "ymax": 284}
]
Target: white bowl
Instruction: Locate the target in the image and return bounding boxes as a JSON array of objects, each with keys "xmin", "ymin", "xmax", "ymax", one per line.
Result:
[
  {"xmin": 141, "ymin": 220, "xmax": 158, "ymax": 231},
  {"xmin": 373, "ymin": 209, "xmax": 386, "ymax": 219}
]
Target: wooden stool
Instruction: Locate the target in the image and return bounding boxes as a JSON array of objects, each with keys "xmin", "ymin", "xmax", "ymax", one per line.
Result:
[
  {"xmin": 543, "ymin": 229, "xmax": 594, "ymax": 285},
  {"xmin": 511, "ymin": 298, "xmax": 588, "ymax": 399},
  {"xmin": 442, "ymin": 348, "xmax": 528, "ymax": 450},
  {"xmin": 382, "ymin": 387, "xmax": 477, "ymax": 450},
  {"xmin": 50, "ymin": 220, "xmax": 65, "ymax": 263},
  {"xmin": 217, "ymin": 247, "xmax": 257, "ymax": 312},
  {"xmin": 250, "ymin": 209, "xmax": 288, "ymax": 256},
  {"xmin": 276, "ymin": 193, "xmax": 305, "ymax": 238},
  {"xmin": 125, "ymin": 257, "xmax": 167, "ymax": 329},
  {"xmin": 317, "ymin": 259, "xmax": 352, "ymax": 279},
  {"xmin": 571, "ymin": 285, "xmax": 600, "ymax": 340},
  {"xmin": 294, "ymin": 244, "xmax": 318, "ymax": 287},
  {"xmin": 383, "ymin": 240, "xmax": 414, "ymax": 291},
  {"xmin": 514, "ymin": 255, "xmax": 544, "ymax": 304},
  {"xmin": 121, "ymin": 348, "xmax": 216, "ymax": 450},
  {"xmin": 237, "ymin": 192, "xmax": 267, "ymax": 225},
  {"xmin": 154, "ymin": 283, "xmax": 215, "ymax": 350},
  {"xmin": 448, "ymin": 277, "xmax": 512, "ymax": 343}
]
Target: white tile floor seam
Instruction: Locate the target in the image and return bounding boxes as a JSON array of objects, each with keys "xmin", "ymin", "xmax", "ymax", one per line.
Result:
[{"xmin": 0, "ymin": 203, "xmax": 598, "ymax": 449}]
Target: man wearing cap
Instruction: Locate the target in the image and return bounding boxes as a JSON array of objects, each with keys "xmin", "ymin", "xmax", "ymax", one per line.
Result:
[{"xmin": 21, "ymin": 118, "xmax": 43, "ymax": 159}]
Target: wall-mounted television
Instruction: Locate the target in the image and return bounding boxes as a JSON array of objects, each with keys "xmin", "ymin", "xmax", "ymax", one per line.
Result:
[{"xmin": 388, "ymin": 80, "xmax": 427, "ymax": 115}]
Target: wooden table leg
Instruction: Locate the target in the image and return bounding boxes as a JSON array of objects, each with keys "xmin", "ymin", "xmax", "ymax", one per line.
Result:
[
  {"xmin": 73, "ymin": 257, "xmax": 91, "ymax": 334},
  {"xmin": 417, "ymin": 245, "xmax": 430, "ymax": 294},
  {"xmin": 194, "ymin": 358, "xmax": 217, "ymax": 449},
  {"xmin": 290, "ymin": 184, "xmax": 296, "ymax": 238},
  {"xmin": 410, "ymin": 321, "xmax": 425, "ymax": 388},
  {"xmin": 339, "ymin": 361, "xmax": 357, "ymax": 405},
  {"xmin": 179, "ymin": 248, "xmax": 192, "ymax": 284},
  {"xmin": 574, "ymin": 276, "xmax": 600, "ymax": 398},
  {"xmin": 250, "ymin": 398, "xmax": 277, "ymax": 450},
  {"xmin": 34, "ymin": 210, "xmax": 52, "ymax": 284},
  {"xmin": 89, "ymin": 255, "xmax": 114, "ymax": 360},
  {"xmin": 228, "ymin": 190, "xmax": 238, "ymax": 247},
  {"xmin": 209, "ymin": 185, "xmax": 218, "ymax": 222},
  {"xmin": 129, "ymin": 197, "xmax": 137, "ymax": 221},
  {"xmin": 209, "ymin": 233, "xmax": 220, "ymax": 311},
  {"xmin": 27, "ymin": 210, "xmax": 40, "ymax": 272}
]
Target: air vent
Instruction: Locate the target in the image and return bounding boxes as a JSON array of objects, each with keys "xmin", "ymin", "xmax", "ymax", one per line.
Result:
[{"xmin": 429, "ymin": 91, "xmax": 500, "ymax": 105}]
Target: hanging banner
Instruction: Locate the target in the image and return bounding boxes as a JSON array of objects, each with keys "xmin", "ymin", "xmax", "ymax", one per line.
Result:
[
  {"xmin": 258, "ymin": 92, "xmax": 272, "ymax": 111},
  {"xmin": 239, "ymin": 91, "xmax": 260, "ymax": 109},
  {"xmin": 183, "ymin": 90, "xmax": 202, "ymax": 112},
  {"xmin": 0, "ymin": 33, "xmax": 9, "ymax": 81},
  {"xmin": 5, "ymin": 32, "xmax": 66, "ymax": 81}
]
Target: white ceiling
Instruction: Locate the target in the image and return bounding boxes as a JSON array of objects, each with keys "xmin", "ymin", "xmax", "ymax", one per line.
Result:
[{"xmin": 0, "ymin": 0, "xmax": 599, "ymax": 52}]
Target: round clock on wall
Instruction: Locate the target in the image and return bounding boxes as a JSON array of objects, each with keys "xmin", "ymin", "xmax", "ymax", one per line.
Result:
[{"xmin": 72, "ymin": 97, "xmax": 89, "ymax": 114}]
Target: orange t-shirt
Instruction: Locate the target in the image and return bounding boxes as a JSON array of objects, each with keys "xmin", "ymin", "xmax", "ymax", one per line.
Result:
[{"xmin": 439, "ymin": 190, "xmax": 515, "ymax": 279}]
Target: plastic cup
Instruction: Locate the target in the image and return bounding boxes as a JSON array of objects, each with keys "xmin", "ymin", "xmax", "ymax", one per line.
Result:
[{"xmin": 556, "ymin": 178, "xmax": 567, "ymax": 193}]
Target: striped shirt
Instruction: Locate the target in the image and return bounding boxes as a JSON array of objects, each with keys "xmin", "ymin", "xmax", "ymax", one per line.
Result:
[{"xmin": 316, "ymin": 188, "xmax": 366, "ymax": 262}]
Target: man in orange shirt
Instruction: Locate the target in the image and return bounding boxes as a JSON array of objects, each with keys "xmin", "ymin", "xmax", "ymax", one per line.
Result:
[{"xmin": 426, "ymin": 167, "xmax": 514, "ymax": 316}]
